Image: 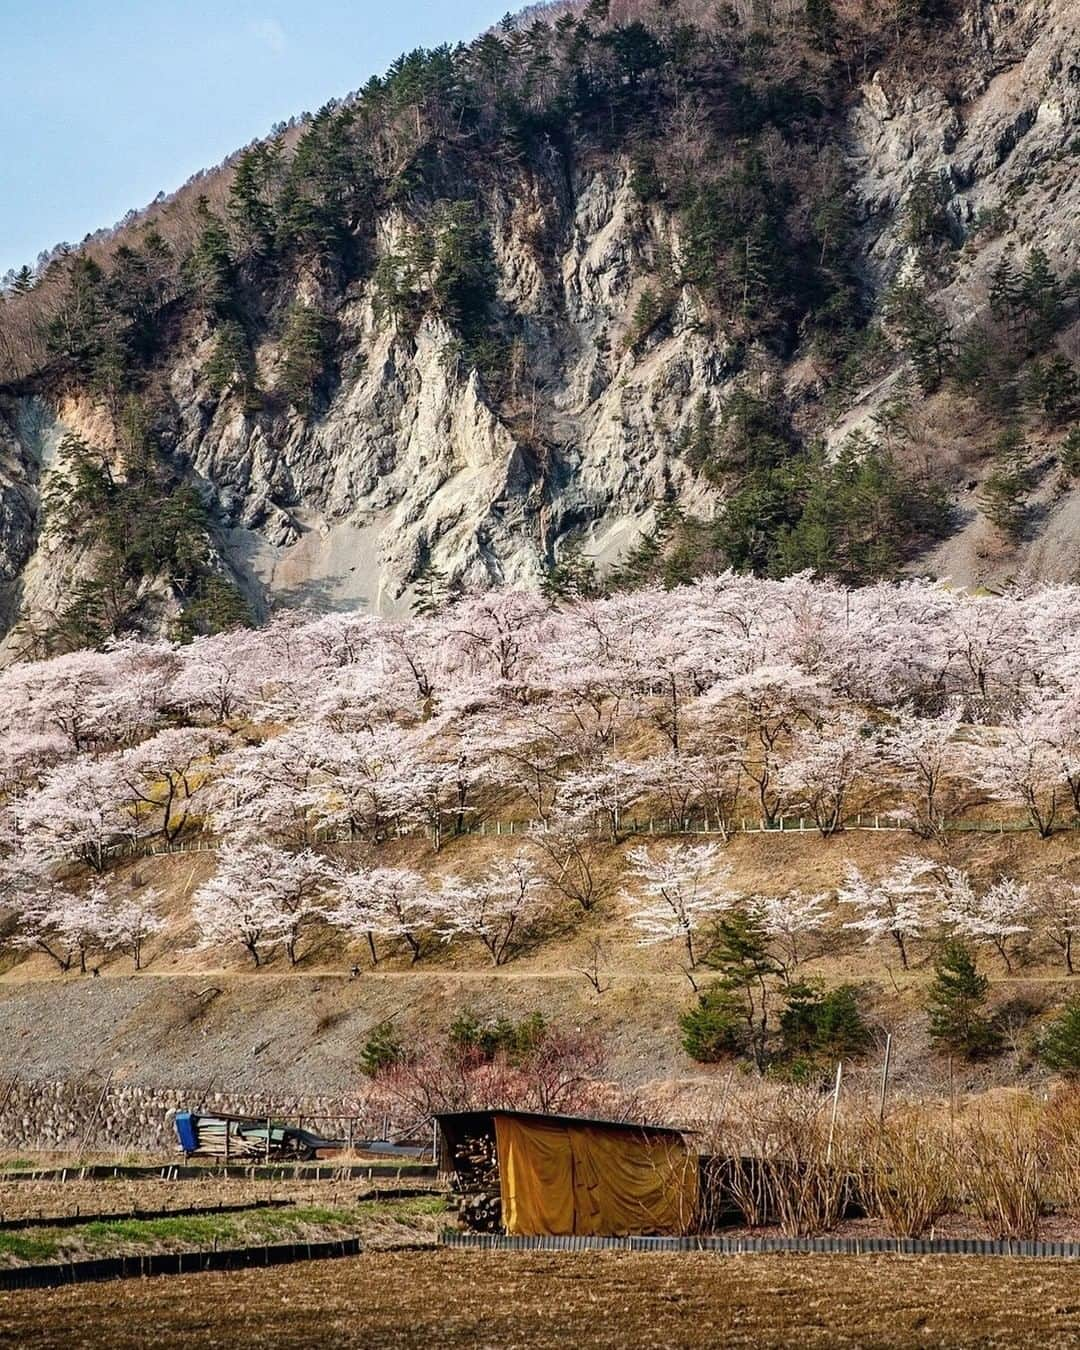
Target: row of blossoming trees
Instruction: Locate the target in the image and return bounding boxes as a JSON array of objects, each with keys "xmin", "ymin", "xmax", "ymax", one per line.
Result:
[{"xmin": 1, "ymin": 572, "xmax": 1080, "ymax": 973}]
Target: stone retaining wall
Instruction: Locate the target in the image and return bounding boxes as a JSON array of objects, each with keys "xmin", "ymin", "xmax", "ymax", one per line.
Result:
[{"xmin": 0, "ymin": 1078, "xmax": 376, "ymax": 1153}]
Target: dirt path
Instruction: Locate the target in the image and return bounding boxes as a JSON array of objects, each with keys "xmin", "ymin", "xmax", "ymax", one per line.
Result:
[
  {"xmin": 2, "ymin": 965, "xmax": 1071, "ymax": 986},
  {"xmin": 0, "ymin": 965, "xmax": 685, "ymax": 985}
]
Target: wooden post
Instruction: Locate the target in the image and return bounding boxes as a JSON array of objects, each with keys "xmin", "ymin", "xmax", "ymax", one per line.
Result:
[
  {"xmin": 948, "ymin": 1056, "xmax": 956, "ymax": 1141},
  {"xmin": 79, "ymin": 1071, "xmax": 113, "ymax": 1158},
  {"xmin": 265, "ymin": 1118, "xmax": 271, "ymax": 1166},
  {"xmin": 878, "ymin": 1033, "xmax": 892, "ymax": 1123},
  {"xmin": 826, "ymin": 1061, "xmax": 843, "ymax": 1164}
]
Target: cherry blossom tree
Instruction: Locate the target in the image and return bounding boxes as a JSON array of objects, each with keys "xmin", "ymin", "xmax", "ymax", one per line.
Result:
[
  {"xmin": 970, "ymin": 716, "xmax": 1064, "ymax": 838},
  {"xmin": 1032, "ymin": 880, "xmax": 1080, "ymax": 974},
  {"xmin": 169, "ymin": 627, "xmax": 268, "ymax": 724},
  {"xmin": 326, "ymin": 865, "xmax": 440, "ymax": 965},
  {"xmin": 192, "ymin": 843, "xmax": 331, "ymax": 965},
  {"xmin": 749, "ymin": 889, "xmax": 832, "ymax": 978},
  {"xmin": 8, "ymin": 884, "xmax": 82, "ymax": 971},
  {"xmin": 650, "ymin": 751, "xmax": 701, "ymax": 829},
  {"xmin": 119, "ymin": 728, "xmax": 226, "ymax": 843},
  {"xmin": 839, "ymin": 855, "xmax": 940, "ymax": 970},
  {"xmin": 696, "ymin": 666, "xmax": 825, "ymax": 826},
  {"xmin": 97, "ymin": 639, "xmax": 179, "ymax": 743},
  {"xmin": 10, "ymin": 882, "xmax": 111, "ymax": 974},
  {"xmin": 437, "ymin": 853, "xmax": 547, "ymax": 966},
  {"xmin": 559, "ymin": 758, "xmax": 655, "ymax": 843},
  {"xmin": 780, "ymin": 713, "xmax": 878, "ymax": 836},
  {"xmin": 442, "ymin": 591, "xmax": 549, "ymax": 697},
  {"xmin": 528, "ymin": 812, "xmax": 611, "ymax": 913},
  {"xmin": 0, "ymin": 649, "xmax": 118, "ymax": 752},
  {"xmin": 14, "ymin": 754, "xmax": 133, "ymax": 872},
  {"xmin": 307, "ymin": 724, "xmax": 422, "ymax": 844},
  {"xmin": 1038, "ymin": 695, "xmax": 1080, "ymax": 819},
  {"xmin": 939, "ymin": 592, "xmax": 1036, "ymax": 717},
  {"xmin": 881, "ymin": 702, "xmax": 964, "ymax": 835},
  {"xmin": 623, "ymin": 842, "xmax": 738, "ymax": 968},
  {"xmin": 480, "ymin": 715, "xmax": 564, "ymax": 824},
  {"xmin": 937, "ymin": 868, "xmax": 1030, "ymax": 972},
  {"xmin": 0, "ymin": 730, "xmax": 69, "ymax": 798},
  {"xmin": 678, "ymin": 734, "xmax": 745, "ymax": 840},
  {"xmin": 104, "ymin": 886, "xmax": 164, "ymax": 969}
]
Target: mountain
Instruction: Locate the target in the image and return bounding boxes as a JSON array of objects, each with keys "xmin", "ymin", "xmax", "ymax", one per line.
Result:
[{"xmin": 0, "ymin": 0, "xmax": 1078, "ymax": 656}]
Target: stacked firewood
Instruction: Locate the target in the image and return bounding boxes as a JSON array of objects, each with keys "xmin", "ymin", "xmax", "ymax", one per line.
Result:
[{"xmin": 451, "ymin": 1132, "xmax": 502, "ymax": 1232}]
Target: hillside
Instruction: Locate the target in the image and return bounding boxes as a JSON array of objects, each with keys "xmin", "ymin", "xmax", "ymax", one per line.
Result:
[
  {"xmin": 0, "ymin": 0, "xmax": 1078, "ymax": 656},
  {"xmin": 3, "ymin": 575, "xmax": 1080, "ymax": 1126}
]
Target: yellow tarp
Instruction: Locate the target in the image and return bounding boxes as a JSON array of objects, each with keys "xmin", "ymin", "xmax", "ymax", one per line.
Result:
[{"xmin": 494, "ymin": 1115, "xmax": 698, "ymax": 1237}]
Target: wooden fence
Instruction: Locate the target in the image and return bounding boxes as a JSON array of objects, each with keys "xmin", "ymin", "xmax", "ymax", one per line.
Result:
[{"xmin": 100, "ymin": 809, "xmax": 1078, "ymax": 864}]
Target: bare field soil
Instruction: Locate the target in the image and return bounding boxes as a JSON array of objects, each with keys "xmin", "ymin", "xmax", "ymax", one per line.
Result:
[
  {"xmin": 0, "ymin": 1174, "xmax": 441, "ymax": 1224},
  {"xmin": 3, "ymin": 1249, "xmax": 1080, "ymax": 1349}
]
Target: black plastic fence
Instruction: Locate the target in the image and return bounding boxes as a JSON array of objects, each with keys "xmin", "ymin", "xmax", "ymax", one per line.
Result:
[
  {"xmin": 0, "ymin": 1236, "xmax": 365, "ymax": 1290},
  {"xmin": 439, "ymin": 1230, "xmax": 1080, "ymax": 1259}
]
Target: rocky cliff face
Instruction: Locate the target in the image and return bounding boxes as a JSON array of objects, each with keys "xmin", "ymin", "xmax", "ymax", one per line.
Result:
[
  {"xmin": 159, "ymin": 164, "xmax": 723, "ymax": 618},
  {"xmin": 1, "ymin": 0, "xmax": 1078, "ymax": 651}
]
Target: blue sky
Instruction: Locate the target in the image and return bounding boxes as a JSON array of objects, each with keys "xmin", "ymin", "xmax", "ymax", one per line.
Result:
[{"xmin": 1, "ymin": 1, "xmax": 511, "ymax": 276}]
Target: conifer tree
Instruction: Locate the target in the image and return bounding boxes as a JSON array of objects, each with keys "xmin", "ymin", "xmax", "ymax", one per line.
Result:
[
  {"xmin": 1040, "ymin": 997, "xmax": 1080, "ymax": 1078},
  {"xmin": 704, "ymin": 910, "xmax": 782, "ymax": 1071},
  {"xmin": 926, "ymin": 941, "xmax": 1001, "ymax": 1060}
]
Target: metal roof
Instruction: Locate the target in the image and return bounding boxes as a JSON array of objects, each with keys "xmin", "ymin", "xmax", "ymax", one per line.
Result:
[{"xmin": 433, "ymin": 1108, "xmax": 691, "ymax": 1138}]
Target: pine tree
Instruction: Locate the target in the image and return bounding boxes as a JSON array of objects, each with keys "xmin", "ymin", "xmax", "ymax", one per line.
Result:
[
  {"xmin": 277, "ymin": 303, "xmax": 333, "ymax": 413},
  {"xmin": 186, "ymin": 199, "xmax": 235, "ymax": 315},
  {"xmin": 411, "ymin": 561, "xmax": 462, "ymax": 617},
  {"xmin": 885, "ymin": 280, "xmax": 953, "ymax": 393},
  {"xmin": 680, "ymin": 983, "xmax": 746, "ymax": 1063},
  {"xmin": 903, "ymin": 171, "xmax": 952, "ymax": 249},
  {"xmin": 805, "ymin": 0, "xmax": 837, "ymax": 48},
  {"xmin": 1040, "ymin": 998, "xmax": 1080, "ymax": 1078},
  {"xmin": 229, "ymin": 144, "xmax": 281, "ymax": 260},
  {"xmin": 360, "ymin": 1023, "xmax": 406, "ymax": 1077},
  {"xmin": 926, "ymin": 941, "xmax": 1001, "ymax": 1060},
  {"xmin": 1023, "ymin": 355, "xmax": 1079, "ymax": 425},
  {"xmin": 978, "ymin": 423, "xmax": 1034, "ymax": 540},
  {"xmin": 1060, "ymin": 426, "xmax": 1080, "ymax": 479},
  {"xmin": 1018, "ymin": 247, "xmax": 1066, "ymax": 351},
  {"xmin": 988, "ymin": 253, "xmax": 1021, "ymax": 331},
  {"xmin": 703, "ymin": 910, "xmax": 783, "ymax": 1071},
  {"xmin": 541, "ymin": 546, "xmax": 600, "ymax": 602},
  {"xmin": 204, "ymin": 319, "xmax": 259, "ymax": 409}
]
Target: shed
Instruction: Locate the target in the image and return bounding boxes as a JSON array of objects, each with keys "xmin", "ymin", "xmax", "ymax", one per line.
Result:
[{"xmin": 436, "ymin": 1109, "xmax": 697, "ymax": 1237}]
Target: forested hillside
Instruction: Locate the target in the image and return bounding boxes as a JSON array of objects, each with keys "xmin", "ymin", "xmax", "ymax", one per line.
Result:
[
  {"xmin": 4, "ymin": 574, "xmax": 1080, "ymax": 1101},
  {"xmin": 0, "ymin": 0, "xmax": 1078, "ymax": 655}
]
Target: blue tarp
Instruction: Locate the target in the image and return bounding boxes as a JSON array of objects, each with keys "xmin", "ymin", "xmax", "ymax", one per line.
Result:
[{"xmin": 174, "ymin": 1111, "xmax": 199, "ymax": 1153}]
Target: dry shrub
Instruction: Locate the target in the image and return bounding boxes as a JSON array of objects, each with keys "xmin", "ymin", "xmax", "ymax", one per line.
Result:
[
  {"xmin": 856, "ymin": 1110, "xmax": 955, "ymax": 1238},
  {"xmin": 957, "ymin": 1103, "xmax": 1047, "ymax": 1240},
  {"xmin": 691, "ymin": 1089, "xmax": 772, "ymax": 1228},
  {"xmin": 708, "ymin": 1088, "xmax": 850, "ymax": 1235},
  {"xmin": 762, "ymin": 1099, "xmax": 851, "ymax": 1237},
  {"xmin": 1041, "ymin": 1087, "xmax": 1080, "ymax": 1217}
]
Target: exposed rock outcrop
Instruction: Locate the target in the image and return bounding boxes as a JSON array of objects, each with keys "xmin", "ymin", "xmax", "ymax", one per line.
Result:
[{"xmin": 1, "ymin": 0, "xmax": 1079, "ymax": 645}]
